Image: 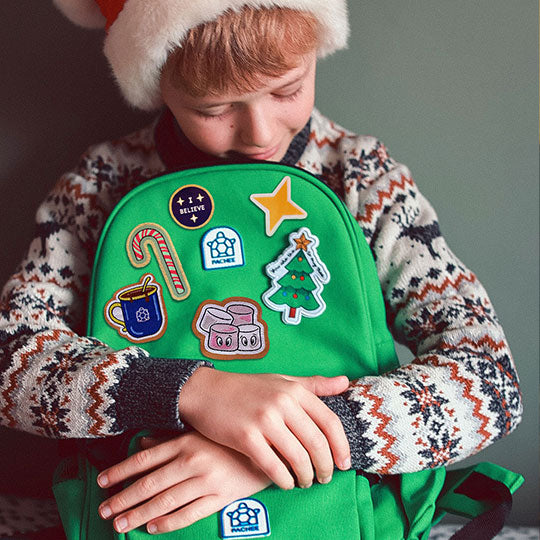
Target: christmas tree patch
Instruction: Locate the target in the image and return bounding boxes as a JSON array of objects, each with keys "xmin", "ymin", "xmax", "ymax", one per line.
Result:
[{"xmin": 262, "ymin": 227, "xmax": 330, "ymax": 325}]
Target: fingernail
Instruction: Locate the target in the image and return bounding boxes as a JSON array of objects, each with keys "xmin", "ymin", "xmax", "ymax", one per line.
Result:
[
  {"xmin": 115, "ymin": 517, "xmax": 128, "ymax": 532},
  {"xmin": 299, "ymin": 482, "xmax": 312, "ymax": 489},
  {"xmin": 100, "ymin": 505, "xmax": 112, "ymax": 519},
  {"xmin": 340, "ymin": 458, "xmax": 351, "ymax": 470},
  {"xmin": 319, "ymin": 475, "xmax": 332, "ymax": 484},
  {"xmin": 97, "ymin": 473, "xmax": 109, "ymax": 487},
  {"xmin": 148, "ymin": 523, "xmax": 158, "ymax": 534}
]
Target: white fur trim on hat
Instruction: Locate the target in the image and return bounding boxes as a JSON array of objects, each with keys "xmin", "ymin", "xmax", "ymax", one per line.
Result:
[
  {"xmin": 53, "ymin": 0, "xmax": 106, "ymax": 28},
  {"xmin": 55, "ymin": 0, "xmax": 349, "ymax": 110}
]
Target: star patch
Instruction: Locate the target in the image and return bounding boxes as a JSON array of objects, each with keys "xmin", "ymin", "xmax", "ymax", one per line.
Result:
[{"xmin": 250, "ymin": 176, "xmax": 307, "ymax": 236}]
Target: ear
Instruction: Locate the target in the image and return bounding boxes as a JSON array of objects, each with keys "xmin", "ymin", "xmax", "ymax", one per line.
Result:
[{"xmin": 52, "ymin": 0, "xmax": 106, "ymax": 29}]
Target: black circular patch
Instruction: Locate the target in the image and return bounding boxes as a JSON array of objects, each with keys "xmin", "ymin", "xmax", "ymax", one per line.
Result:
[{"xmin": 169, "ymin": 184, "xmax": 214, "ymax": 229}]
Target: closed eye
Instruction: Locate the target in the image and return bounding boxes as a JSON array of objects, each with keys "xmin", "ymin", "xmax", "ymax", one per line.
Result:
[
  {"xmin": 272, "ymin": 85, "xmax": 303, "ymax": 101},
  {"xmin": 194, "ymin": 105, "xmax": 233, "ymax": 120}
]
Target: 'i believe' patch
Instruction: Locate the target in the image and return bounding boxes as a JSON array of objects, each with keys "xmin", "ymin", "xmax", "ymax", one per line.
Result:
[{"xmin": 169, "ymin": 184, "xmax": 214, "ymax": 229}]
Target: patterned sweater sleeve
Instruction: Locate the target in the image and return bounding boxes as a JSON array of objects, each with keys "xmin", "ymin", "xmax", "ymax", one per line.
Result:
[
  {"xmin": 0, "ymin": 150, "xmax": 211, "ymax": 439},
  {"xmin": 319, "ymin": 137, "xmax": 522, "ymax": 474}
]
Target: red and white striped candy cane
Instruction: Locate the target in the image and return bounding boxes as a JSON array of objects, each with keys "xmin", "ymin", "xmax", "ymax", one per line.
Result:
[{"xmin": 127, "ymin": 223, "xmax": 190, "ymax": 301}]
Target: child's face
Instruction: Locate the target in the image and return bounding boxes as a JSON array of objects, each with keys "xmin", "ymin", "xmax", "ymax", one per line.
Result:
[{"xmin": 160, "ymin": 52, "xmax": 316, "ymax": 162}]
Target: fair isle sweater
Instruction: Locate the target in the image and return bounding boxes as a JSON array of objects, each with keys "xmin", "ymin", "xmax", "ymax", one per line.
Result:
[{"xmin": 0, "ymin": 108, "xmax": 522, "ymax": 474}]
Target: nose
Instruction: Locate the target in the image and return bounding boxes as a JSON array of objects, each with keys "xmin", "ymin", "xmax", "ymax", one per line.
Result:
[{"xmin": 239, "ymin": 104, "xmax": 274, "ymax": 148}]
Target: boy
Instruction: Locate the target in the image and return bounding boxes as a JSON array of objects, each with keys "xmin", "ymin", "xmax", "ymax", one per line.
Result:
[{"xmin": 0, "ymin": 0, "xmax": 522, "ymax": 535}]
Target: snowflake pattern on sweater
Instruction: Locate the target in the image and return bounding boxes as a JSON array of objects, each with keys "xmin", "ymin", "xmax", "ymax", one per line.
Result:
[{"xmin": 0, "ymin": 109, "xmax": 521, "ymax": 474}]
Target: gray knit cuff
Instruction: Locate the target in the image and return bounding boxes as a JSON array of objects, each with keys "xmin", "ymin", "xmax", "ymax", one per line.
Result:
[
  {"xmin": 114, "ymin": 357, "xmax": 213, "ymax": 432},
  {"xmin": 319, "ymin": 394, "xmax": 375, "ymax": 471}
]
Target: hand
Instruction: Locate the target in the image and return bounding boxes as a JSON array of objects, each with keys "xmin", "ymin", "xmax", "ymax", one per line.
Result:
[
  {"xmin": 97, "ymin": 432, "xmax": 271, "ymax": 535},
  {"xmin": 179, "ymin": 369, "xmax": 351, "ymax": 490}
]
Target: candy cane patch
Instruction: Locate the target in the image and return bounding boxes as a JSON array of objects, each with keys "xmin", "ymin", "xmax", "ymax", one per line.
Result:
[{"xmin": 127, "ymin": 223, "xmax": 190, "ymax": 301}]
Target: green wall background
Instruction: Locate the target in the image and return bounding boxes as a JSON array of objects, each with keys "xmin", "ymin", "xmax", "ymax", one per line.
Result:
[
  {"xmin": 315, "ymin": 1, "xmax": 539, "ymax": 525},
  {"xmin": 0, "ymin": 0, "xmax": 538, "ymax": 526}
]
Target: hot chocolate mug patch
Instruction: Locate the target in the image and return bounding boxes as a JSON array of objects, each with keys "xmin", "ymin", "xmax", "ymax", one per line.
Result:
[{"xmin": 104, "ymin": 274, "xmax": 167, "ymax": 343}]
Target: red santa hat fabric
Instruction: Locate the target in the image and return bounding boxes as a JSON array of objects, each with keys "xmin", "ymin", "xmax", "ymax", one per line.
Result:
[{"xmin": 53, "ymin": 0, "xmax": 349, "ymax": 111}]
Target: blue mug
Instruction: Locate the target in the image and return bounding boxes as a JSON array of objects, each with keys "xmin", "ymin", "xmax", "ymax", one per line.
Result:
[{"xmin": 106, "ymin": 281, "xmax": 166, "ymax": 342}]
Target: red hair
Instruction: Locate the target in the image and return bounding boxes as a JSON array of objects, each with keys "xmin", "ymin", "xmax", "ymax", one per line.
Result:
[{"xmin": 162, "ymin": 7, "xmax": 319, "ymax": 97}]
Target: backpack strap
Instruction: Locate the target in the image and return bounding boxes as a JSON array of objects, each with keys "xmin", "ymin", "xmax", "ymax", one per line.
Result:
[{"xmin": 435, "ymin": 462, "xmax": 524, "ymax": 539}]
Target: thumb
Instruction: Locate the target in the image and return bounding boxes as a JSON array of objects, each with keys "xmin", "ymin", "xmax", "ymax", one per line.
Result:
[{"xmin": 286, "ymin": 375, "xmax": 349, "ymax": 396}]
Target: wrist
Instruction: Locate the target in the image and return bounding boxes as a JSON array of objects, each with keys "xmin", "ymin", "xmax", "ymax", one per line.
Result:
[{"xmin": 178, "ymin": 366, "xmax": 215, "ymax": 424}]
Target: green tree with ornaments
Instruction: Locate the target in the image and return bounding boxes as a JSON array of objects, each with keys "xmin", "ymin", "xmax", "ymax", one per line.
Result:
[{"xmin": 263, "ymin": 228, "xmax": 330, "ymax": 325}]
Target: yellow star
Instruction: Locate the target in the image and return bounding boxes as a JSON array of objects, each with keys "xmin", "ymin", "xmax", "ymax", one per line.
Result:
[
  {"xmin": 250, "ymin": 176, "xmax": 307, "ymax": 236},
  {"xmin": 294, "ymin": 233, "xmax": 312, "ymax": 251}
]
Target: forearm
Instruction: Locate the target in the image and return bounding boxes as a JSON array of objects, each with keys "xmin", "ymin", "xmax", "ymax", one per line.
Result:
[
  {"xmin": 320, "ymin": 273, "xmax": 521, "ymax": 474},
  {"xmin": 321, "ymin": 328, "xmax": 521, "ymax": 474},
  {"xmin": 0, "ymin": 277, "xmax": 211, "ymax": 438},
  {"xmin": 326, "ymin": 160, "xmax": 522, "ymax": 474}
]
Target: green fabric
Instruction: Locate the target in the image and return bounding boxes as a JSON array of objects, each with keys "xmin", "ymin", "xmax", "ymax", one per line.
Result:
[
  {"xmin": 53, "ymin": 456, "xmax": 113, "ymax": 540},
  {"xmin": 87, "ymin": 163, "xmax": 396, "ymax": 378},
  {"xmin": 54, "ymin": 163, "xmax": 522, "ymax": 539},
  {"xmin": 125, "ymin": 472, "xmax": 362, "ymax": 540},
  {"xmin": 436, "ymin": 462, "xmax": 524, "ymax": 522}
]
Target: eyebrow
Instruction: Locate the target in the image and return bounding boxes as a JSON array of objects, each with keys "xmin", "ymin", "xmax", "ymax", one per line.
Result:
[
  {"xmin": 195, "ymin": 65, "xmax": 311, "ymax": 109},
  {"xmin": 274, "ymin": 71, "xmax": 307, "ymax": 91}
]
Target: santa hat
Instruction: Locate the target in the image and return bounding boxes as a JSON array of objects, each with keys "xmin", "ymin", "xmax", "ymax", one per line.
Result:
[{"xmin": 53, "ymin": 0, "xmax": 349, "ymax": 111}]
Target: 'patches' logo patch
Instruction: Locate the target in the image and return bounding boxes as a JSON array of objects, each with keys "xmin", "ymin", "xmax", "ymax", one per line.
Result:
[
  {"xmin": 201, "ymin": 226, "xmax": 245, "ymax": 270},
  {"xmin": 220, "ymin": 498, "xmax": 270, "ymax": 538}
]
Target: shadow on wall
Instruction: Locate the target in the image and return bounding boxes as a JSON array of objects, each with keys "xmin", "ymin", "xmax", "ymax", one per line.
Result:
[
  {"xmin": 0, "ymin": 4, "xmax": 151, "ymax": 496},
  {"xmin": 0, "ymin": 427, "xmax": 60, "ymax": 498},
  {"xmin": 0, "ymin": 3, "xmax": 151, "ymax": 287}
]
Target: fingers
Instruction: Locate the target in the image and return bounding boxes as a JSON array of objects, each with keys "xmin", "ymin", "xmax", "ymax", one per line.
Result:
[
  {"xmin": 97, "ymin": 440, "xmax": 175, "ymax": 489},
  {"xmin": 239, "ymin": 431, "xmax": 296, "ymax": 490},
  {"xmin": 301, "ymin": 392, "xmax": 351, "ymax": 471},
  {"xmin": 98, "ymin": 458, "xmax": 190, "ymax": 521},
  {"xmin": 109, "ymin": 477, "xmax": 204, "ymax": 534},
  {"xmin": 282, "ymin": 409, "xmax": 334, "ymax": 485},
  {"xmin": 270, "ymin": 380, "xmax": 351, "ymax": 475},
  {"xmin": 230, "ymin": 380, "xmax": 350, "ymax": 485},
  {"xmin": 148, "ymin": 494, "xmax": 223, "ymax": 534},
  {"xmin": 264, "ymin": 419, "xmax": 317, "ymax": 488},
  {"xmin": 285, "ymin": 374, "xmax": 349, "ymax": 396}
]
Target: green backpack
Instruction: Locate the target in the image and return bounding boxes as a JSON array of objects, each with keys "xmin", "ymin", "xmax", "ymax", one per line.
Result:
[{"xmin": 53, "ymin": 163, "xmax": 523, "ymax": 539}]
